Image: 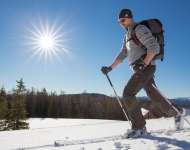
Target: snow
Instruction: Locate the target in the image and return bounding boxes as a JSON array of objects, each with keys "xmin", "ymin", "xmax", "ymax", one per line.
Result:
[{"xmin": 0, "ymin": 114, "xmax": 190, "ymax": 150}]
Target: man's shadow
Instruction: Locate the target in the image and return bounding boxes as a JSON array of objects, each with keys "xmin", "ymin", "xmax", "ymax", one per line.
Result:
[{"xmin": 141, "ymin": 134, "xmax": 190, "ymax": 150}]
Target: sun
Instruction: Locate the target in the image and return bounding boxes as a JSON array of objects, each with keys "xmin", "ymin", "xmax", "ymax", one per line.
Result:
[
  {"xmin": 26, "ymin": 20, "xmax": 70, "ymax": 62},
  {"xmin": 39, "ymin": 34, "xmax": 55, "ymax": 50}
]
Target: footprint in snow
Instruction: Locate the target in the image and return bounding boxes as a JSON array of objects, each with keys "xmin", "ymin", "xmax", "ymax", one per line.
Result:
[
  {"xmin": 80, "ymin": 147, "xmax": 85, "ymax": 150},
  {"xmin": 114, "ymin": 142, "xmax": 130, "ymax": 150}
]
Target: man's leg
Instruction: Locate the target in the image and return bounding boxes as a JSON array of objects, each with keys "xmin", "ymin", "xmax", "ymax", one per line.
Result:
[
  {"xmin": 122, "ymin": 65, "xmax": 155, "ymax": 129},
  {"xmin": 144, "ymin": 78, "xmax": 178, "ymax": 117}
]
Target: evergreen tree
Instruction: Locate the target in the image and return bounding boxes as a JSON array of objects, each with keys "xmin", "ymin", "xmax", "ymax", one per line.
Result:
[
  {"xmin": 26, "ymin": 87, "xmax": 36, "ymax": 117},
  {"xmin": 0, "ymin": 87, "xmax": 8, "ymax": 131},
  {"xmin": 7, "ymin": 78, "xmax": 29, "ymax": 130}
]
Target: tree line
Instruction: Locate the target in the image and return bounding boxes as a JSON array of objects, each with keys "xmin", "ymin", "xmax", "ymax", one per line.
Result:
[
  {"xmin": 0, "ymin": 78, "xmax": 125, "ymax": 131},
  {"xmin": 1, "ymin": 78, "xmax": 186, "ymax": 131}
]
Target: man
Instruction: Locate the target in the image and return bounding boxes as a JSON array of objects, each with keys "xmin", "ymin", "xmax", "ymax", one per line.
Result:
[{"xmin": 101, "ymin": 9, "xmax": 182, "ymax": 138}]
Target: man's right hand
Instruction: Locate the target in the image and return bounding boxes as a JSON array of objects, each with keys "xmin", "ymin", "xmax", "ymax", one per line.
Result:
[{"xmin": 101, "ymin": 66, "xmax": 112, "ymax": 75}]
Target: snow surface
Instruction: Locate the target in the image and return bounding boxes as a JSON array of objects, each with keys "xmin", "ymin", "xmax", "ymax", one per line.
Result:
[{"xmin": 0, "ymin": 115, "xmax": 190, "ymax": 150}]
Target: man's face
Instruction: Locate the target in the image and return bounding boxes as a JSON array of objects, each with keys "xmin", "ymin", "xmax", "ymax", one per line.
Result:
[{"xmin": 118, "ymin": 18, "xmax": 132, "ymax": 28}]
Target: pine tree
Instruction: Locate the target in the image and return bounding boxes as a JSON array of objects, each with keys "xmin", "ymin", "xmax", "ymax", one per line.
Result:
[
  {"xmin": 0, "ymin": 87, "xmax": 8, "ymax": 131},
  {"xmin": 7, "ymin": 78, "xmax": 29, "ymax": 130}
]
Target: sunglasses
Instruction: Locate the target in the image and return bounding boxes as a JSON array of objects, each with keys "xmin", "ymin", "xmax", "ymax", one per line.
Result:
[{"xmin": 118, "ymin": 18, "xmax": 127, "ymax": 23}]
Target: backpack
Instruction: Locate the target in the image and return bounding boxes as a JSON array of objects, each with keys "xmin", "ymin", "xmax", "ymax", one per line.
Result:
[{"xmin": 131, "ymin": 19, "xmax": 164, "ymax": 61}]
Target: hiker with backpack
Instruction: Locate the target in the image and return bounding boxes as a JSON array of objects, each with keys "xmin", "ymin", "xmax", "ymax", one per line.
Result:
[{"xmin": 101, "ymin": 9, "xmax": 182, "ymax": 138}]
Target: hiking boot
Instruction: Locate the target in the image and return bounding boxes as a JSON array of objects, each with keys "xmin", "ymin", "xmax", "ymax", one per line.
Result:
[{"xmin": 123, "ymin": 127, "xmax": 148, "ymax": 138}]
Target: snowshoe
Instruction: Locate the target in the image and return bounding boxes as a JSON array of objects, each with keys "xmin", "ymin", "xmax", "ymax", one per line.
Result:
[{"xmin": 123, "ymin": 127, "xmax": 148, "ymax": 138}]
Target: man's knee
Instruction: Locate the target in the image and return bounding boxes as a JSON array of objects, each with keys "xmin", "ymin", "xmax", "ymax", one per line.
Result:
[
  {"xmin": 122, "ymin": 85, "xmax": 135, "ymax": 98},
  {"xmin": 122, "ymin": 95, "xmax": 139, "ymax": 112}
]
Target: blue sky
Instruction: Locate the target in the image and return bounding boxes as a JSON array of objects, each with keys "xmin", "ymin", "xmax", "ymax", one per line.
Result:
[{"xmin": 0, "ymin": 0, "xmax": 189, "ymax": 98}]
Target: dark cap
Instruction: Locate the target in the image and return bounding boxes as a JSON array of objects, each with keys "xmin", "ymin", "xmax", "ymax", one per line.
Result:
[{"xmin": 118, "ymin": 9, "xmax": 133, "ymax": 19}]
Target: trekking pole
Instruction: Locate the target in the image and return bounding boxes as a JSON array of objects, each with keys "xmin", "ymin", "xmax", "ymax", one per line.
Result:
[
  {"xmin": 104, "ymin": 73, "xmax": 132, "ymax": 128},
  {"xmin": 150, "ymin": 83, "xmax": 190, "ymax": 126}
]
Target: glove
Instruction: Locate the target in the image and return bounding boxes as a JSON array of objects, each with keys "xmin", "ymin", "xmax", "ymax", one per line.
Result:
[
  {"xmin": 134, "ymin": 62, "xmax": 147, "ymax": 72},
  {"xmin": 138, "ymin": 63, "xmax": 147, "ymax": 71},
  {"xmin": 101, "ymin": 66, "xmax": 112, "ymax": 74}
]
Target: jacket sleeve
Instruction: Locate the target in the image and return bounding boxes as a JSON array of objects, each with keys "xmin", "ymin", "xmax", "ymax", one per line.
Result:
[
  {"xmin": 114, "ymin": 35, "xmax": 128, "ymax": 62},
  {"xmin": 135, "ymin": 24, "xmax": 160, "ymax": 54}
]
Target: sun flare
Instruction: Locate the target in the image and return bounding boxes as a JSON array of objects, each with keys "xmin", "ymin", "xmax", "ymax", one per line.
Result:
[{"xmin": 26, "ymin": 20, "xmax": 70, "ymax": 62}]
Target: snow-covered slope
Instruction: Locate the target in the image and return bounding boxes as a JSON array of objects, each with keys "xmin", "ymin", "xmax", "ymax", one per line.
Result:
[{"xmin": 0, "ymin": 115, "xmax": 190, "ymax": 150}]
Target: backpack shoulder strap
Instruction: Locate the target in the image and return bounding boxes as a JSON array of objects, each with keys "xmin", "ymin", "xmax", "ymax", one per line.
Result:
[{"xmin": 131, "ymin": 23, "xmax": 147, "ymax": 50}]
